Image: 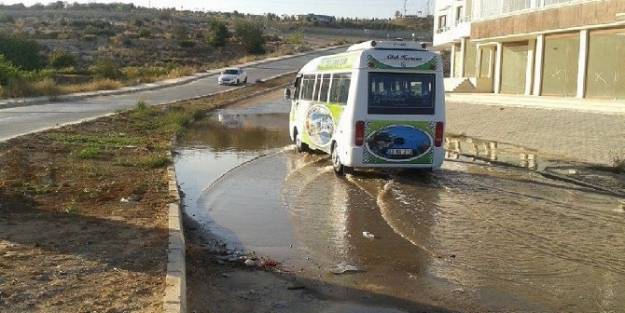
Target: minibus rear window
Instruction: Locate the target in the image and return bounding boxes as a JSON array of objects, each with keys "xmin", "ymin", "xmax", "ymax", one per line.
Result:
[{"xmin": 368, "ymin": 73, "xmax": 435, "ymax": 115}]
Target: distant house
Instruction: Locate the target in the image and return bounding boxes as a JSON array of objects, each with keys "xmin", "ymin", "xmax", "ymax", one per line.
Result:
[
  {"xmin": 297, "ymin": 14, "xmax": 336, "ymax": 24},
  {"xmin": 21, "ymin": 26, "xmax": 36, "ymax": 35}
]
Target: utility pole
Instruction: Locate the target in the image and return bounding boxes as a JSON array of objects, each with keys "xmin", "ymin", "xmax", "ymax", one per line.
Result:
[{"xmin": 404, "ymin": 0, "xmax": 408, "ymax": 16}]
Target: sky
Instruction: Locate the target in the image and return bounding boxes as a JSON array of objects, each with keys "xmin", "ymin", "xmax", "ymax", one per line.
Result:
[{"xmin": 0, "ymin": 0, "xmax": 434, "ymax": 18}]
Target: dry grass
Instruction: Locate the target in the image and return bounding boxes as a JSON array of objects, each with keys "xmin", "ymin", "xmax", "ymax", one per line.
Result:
[
  {"xmin": 0, "ymin": 40, "xmax": 320, "ymax": 100},
  {"xmin": 59, "ymin": 79, "xmax": 123, "ymax": 94},
  {"xmin": 1, "ymin": 78, "xmax": 60, "ymax": 98}
]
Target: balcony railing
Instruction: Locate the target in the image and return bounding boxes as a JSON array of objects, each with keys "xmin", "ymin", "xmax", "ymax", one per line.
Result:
[{"xmin": 472, "ymin": 0, "xmax": 583, "ymax": 21}]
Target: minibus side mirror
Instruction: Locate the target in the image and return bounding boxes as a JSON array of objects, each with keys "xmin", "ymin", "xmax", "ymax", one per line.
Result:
[{"xmin": 284, "ymin": 88, "xmax": 292, "ymax": 100}]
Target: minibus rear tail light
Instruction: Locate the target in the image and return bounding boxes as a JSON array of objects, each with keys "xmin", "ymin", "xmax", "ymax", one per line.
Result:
[
  {"xmin": 355, "ymin": 121, "xmax": 365, "ymax": 146},
  {"xmin": 434, "ymin": 122, "xmax": 444, "ymax": 147}
]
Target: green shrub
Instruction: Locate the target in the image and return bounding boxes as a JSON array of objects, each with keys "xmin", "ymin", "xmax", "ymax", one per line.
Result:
[
  {"xmin": 0, "ymin": 55, "xmax": 20, "ymax": 85},
  {"xmin": 91, "ymin": 59, "xmax": 122, "ymax": 79},
  {"xmin": 0, "ymin": 12, "xmax": 14, "ymax": 23},
  {"xmin": 78, "ymin": 146, "xmax": 101, "ymax": 159},
  {"xmin": 136, "ymin": 100, "xmax": 147, "ymax": 111},
  {"xmin": 140, "ymin": 154, "xmax": 170, "ymax": 168},
  {"xmin": 234, "ymin": 20, "xmax": 266, "ymax": 54},
  {"xmin": 285, "ymin": 32, "xmax": 304, "ymax": 45},
  {"xmin": 48, "ymin": 50, "xmax": 77, "ymax": 69},
  {"xmin": 207, "ymin": 20, "xmax": 229, "ymax": 48},
  {"xmin": 138, "ymin": 28, "xmax": 151, "ymax": 38},
  {"xmin": 0, "ymin": 34, "xmax": 45, "ymax": 70}
]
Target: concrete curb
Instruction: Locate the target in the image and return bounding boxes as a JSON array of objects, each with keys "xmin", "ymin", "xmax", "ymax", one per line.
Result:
[
  {"xmin": 161, "ymin": 73, "xmax": 295, "ymax": 313},
  {"xmin": 164, "ymin": 166, "xmax": 186, "ymax": 313},
  {"xmin": 0, "ymin": 45, "xmax": 344, "ymax": 110}
]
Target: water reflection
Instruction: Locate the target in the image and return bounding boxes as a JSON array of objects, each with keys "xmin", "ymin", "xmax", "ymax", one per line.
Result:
[
  {"xmin": 445, "ymin": 135, "xmax": 539, "ymax": 170},
  {"xmin": 182, "ymin": 110, "xmax": 291, "ymax": 152}
]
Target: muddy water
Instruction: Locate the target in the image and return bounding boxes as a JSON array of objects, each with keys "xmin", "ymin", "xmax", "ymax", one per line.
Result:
[{"xmin": 175, "ymin": 93, "xmax": 625, "ymax": 313}]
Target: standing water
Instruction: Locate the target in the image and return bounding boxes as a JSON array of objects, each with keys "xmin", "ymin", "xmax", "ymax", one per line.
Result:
[{"xmin": 175, "ymin": 91, "xmax": 625, "ymax": 313}]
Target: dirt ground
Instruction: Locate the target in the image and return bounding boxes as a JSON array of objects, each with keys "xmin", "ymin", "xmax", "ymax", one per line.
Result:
[
  {"xmin": 185, "ymin": 221, "xmax": 453, "ymax": 313},
  {"xmin": 0, "ymin": 77, "xmax": 291, "ymax": 312}
]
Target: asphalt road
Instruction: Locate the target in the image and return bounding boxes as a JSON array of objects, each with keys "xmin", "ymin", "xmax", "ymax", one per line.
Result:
[{"xmin": 0, "ymin": 47, "xmax": 345, "ymax": 142}]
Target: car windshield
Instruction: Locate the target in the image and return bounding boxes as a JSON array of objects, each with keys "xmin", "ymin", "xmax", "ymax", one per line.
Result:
[
  {"xmin": 223, "ymin": 69, "xmax": 239, "ymax": 75},
  {"xmin": 368, "ymin": 72, "xmax": 435, "ymax": 115}
]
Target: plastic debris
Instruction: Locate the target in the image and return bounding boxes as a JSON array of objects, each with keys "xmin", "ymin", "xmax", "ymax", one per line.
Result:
[
  {"xmin": 260, "ymin": 259, "xmax": 279, "ymax": 269},
  {"xmin": 330, "ymin": 262, "xmax": 365, "ymax": 275},
  {"xmin": 362, "ymin": 231, "xmax": 375, "ymax": 239},
  {"xmin": 244, "ymin": 259, "xmax": 256, "ymax": 267},
  {"xmin": 119, "ymin": 197, "xmax": 129, "ymax": 203}
]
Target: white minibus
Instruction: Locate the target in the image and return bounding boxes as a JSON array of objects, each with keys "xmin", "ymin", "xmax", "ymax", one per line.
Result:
[{"xmin": 285, "ymin": 40, "xmax": 445, "ymax": 175}]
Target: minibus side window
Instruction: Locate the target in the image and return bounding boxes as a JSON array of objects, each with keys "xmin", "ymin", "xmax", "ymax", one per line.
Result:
[
  {"xmin": 313, "ymin": 74, "xmax": 322, "ymax": 101},
  {"xmin": 329, "ymin": 73, "xmax": 351, "ymax": 105},
  {"xmin": 319, "ymin": 74, "xmax": 331, "ymax": 102},
  {"xmin": 301, "ymin": 74, "xmax": 315, "ymax": 100},
  {"xmin": 294, "ymin": 76, "xmax": 302, "ymax": 100}
]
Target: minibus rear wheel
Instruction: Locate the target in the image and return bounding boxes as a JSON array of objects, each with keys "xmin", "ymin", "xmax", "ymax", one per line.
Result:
[{"xmin": 331, "ymin": 142, "xmax": 351, "ymax": 176}]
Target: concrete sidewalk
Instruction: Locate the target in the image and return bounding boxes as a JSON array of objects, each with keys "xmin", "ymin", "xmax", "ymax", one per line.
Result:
[
  {"xmin": 447, "ymin": 93, "xmax": 625, "ymax": 115},
  {"xmin": 446, "ymin": 96, "xmax": 625, "ymax": 166}
]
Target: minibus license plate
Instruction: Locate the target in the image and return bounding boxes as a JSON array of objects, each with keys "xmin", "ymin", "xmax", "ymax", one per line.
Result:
[{"xmin": 387, "ymin": 149, "xmax": 413, "ymax": 156}]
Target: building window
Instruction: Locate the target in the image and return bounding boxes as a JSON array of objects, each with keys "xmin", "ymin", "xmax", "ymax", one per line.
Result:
[
  {"xmin": 456, "ymin": 6, "xmax": 463, "ymax": 24},
  {"xmin": 438, "ymin": 15, "xmax": 447, "ymax": 31}
]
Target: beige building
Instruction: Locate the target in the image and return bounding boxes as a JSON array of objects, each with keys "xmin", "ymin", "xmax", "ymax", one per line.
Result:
[{"xmin": 433, "ymin": 0, "xmax": 625, "ymax": 100}]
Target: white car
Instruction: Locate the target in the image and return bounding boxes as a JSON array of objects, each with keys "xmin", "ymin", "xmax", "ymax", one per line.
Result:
[{"xmin": 218, "ymin": 68, "xmax": 248, "ymax": 85}]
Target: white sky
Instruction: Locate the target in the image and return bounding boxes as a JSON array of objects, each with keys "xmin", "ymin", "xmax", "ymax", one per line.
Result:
[{"xmin": 0, "ymin": 0, "xmax": 434, "ymax": 18}]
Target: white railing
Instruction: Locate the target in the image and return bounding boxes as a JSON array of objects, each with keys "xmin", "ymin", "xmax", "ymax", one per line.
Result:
[
  {"xmin": 472, "ymin": 0, "xmax": 583, "ymax": 21},
  {"xmin": 472, "ymin": 0, "xmax": 532, "ymax": 20},
  {"xmin": 543, "ymin": 0, "xmax": 575, "ymax": 6}
]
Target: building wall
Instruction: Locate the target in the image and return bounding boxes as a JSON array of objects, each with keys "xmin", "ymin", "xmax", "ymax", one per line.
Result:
[
  {"xmin": 437, "ymin": 0, "xmax": 625, "ymax": 99},
  {"xmin": 433, "ymin": 0, "xmax": 471, "ymax": 48},
  {"xmin": 471, "ymin": 0, "xmax": 625, "ymax": 40}
]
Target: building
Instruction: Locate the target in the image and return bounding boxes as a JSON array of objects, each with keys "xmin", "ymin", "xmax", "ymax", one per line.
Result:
[
  {"xmin": 433, "ymin": 0, "xmax": 625, "ymax": 100},
  {"xmin": 297, "ymin": 14, "xmax": 337, "ymax": 24}
]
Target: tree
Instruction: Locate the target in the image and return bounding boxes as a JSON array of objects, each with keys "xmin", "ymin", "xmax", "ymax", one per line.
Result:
[
  {"xmin": 0, "ymin": 34, "xmax": 44, "ymax": 70},
  {"xmin": 234, "ymin": 20, "xmax": 265, "ymax": 54},
  {"xmin": 207, "ymin": 20, "xmax": 229, "ymax": 48}
]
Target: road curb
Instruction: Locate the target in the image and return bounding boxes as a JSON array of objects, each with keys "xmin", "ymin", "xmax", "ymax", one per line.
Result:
[
  {"xmin": 164, "ymin": 165, "xmax": 186, "ymax": 313},
  {"xmin": 0, "ymin": 45, "xmax": 344, "ymax": 110},
  {"xmin": 161, "ymin": 73, "xmax": 295, "ymax": 313}
]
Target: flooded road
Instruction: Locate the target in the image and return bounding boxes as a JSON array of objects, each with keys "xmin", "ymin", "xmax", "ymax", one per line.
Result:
[{"xmin": 175, "ymin": 91, "xmax": 625, "ymax": 313}]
